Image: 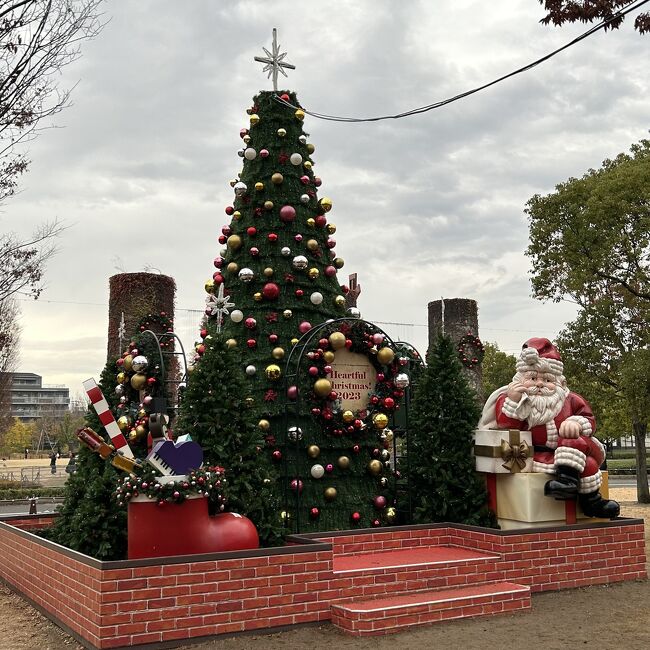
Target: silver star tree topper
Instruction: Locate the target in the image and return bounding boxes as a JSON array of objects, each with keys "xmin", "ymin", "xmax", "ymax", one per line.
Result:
[{"xmin": 254, "ymin": 28, "xmax": 295, "ymax": 91}]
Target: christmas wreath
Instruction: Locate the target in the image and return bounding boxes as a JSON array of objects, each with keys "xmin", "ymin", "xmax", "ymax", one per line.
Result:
[
  {"xmin": 115, "ymin": 466, "xmax": 226, "ymax": 508},
  {"xmin": 298, "ymin": 320, "xmax": 410, "ymax": 439},
  {"xmin": 457, "ymin": 332, "xmax": 484, "ymax": 368}
]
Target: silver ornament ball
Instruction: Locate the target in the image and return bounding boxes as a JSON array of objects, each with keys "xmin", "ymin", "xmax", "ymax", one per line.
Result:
[
  {"xmin": 292, "ymin": 255, "xmax": 308, "ymax": 270},
  {"xmin": 238, "ymin": 268, "xmax": 255, "ymax": 283}
]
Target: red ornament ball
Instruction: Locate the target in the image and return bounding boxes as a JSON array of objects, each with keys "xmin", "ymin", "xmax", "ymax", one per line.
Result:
[
  {"xmin": 383, "ymin": 397, "xmax": 395, "ymax": 410},
  {"xmin": 200, "ymin": 328, "xmax": 207, "ymax": 338},
  {"xmin": 290, "ymin": 479, "xmax": 304, "ymax": 493},
  {"xmin": 147, "ymin": 377, "xmax": 156, "ymax": 386},
  {"xmin": 351, "ymin": 512, "xmax": 361, "ymax": 523},
  {"xmin": 299, "ymin": 321, "xmax": 312, "ymax": 334},
  {"xmin": 225, "ymin": 206, "xmax": 234, "ymax": 215},
  {"xmin": 315, "ymin": 215, "xmax": 327, "ymax": 228},
  {"xmin": 314, "ymin": 177, "xmax": 322, "ymax": 187},
  {"xmin": 287, "ymin": 385, "xmax": 299, "ymax": 400},
  {"xmin": 245, "ymin": 317, "xmax": 257, "ymax": 329},
  {"xmin": 268, "ymin": 333, "xmax": 279, "ymax": 343},
  {"xmin": 218, "ymin": 234, "xmax": 227, "ymax": 244},
  {"xmin": 352, "ymin": 444, "xmax": 361, "ymax": 454},
  {"xmin": 280, "ymin": 93, "xmax": 290, "ymax": 102},
  {"xmin": 324, "ymin": 265, "xmax": 337, "ymax": 277},
  {"xmin": 300, "ymin": 175, "xmax": 310, "ymax": 185},
  {"xmin": 272, "ymin": 450, "xmax": 282, "ymax": 462},
  {"xmin": 247, "ymin": 226, "xmax": 257, "ymax": 237},
  {"xmin": 214, "ymin": 256, "xmax": 223, "ymax": 268},
  {"xmin": 212, "ymin": 272, "xmax": 224, "ymax": 284},
  {"xmin": 268, "ymin": 233, "xmax": 278, "ymax": 242},
  {"xmin": 372, "ymin": 519, "xmax": 381, "ymax": 527},
  {"xmin": 374, "ymin": 495, "xmax": 387, "ymax": 510},
  {"xmin": 249, "ymin": 247, "xmax": 260, "ymax": 256},
  {"xmin": 262, "ymin": 283, "xmax": 280, "ymax": 300},
  {"xmin": 309, "ymin": 507, "xmax": 320, "ymax": 519},
  {"xmin": 295, "ymin": 289, "xmax": 304, "ymax": 297},
  {"xmin": 280, "ymin": 205, "xmax": 297, "ymax": 223},
  {"xmin": 246, "ymin": 339, "xmax": 257, "ymax": 349},
  {"xmin": 308, "ymin": 366, "xmax": 319, "ymax": 377}
]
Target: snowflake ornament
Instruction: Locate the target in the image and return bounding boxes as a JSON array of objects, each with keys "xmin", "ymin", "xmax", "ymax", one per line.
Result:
[{"xmin": 206, "ymin": 284, "xmax": 235, "ymax": 333}]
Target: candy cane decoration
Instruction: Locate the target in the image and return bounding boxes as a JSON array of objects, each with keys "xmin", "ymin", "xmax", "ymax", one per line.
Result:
[{"xmin": 83, "ymin": 378, "xmax": 135, "ymax": 459}]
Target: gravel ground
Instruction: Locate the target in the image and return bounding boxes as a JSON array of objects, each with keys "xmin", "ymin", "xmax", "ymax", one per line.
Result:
[{"xmin": 1, "ymin": 487, "xmax": 648, "ymax": 650}]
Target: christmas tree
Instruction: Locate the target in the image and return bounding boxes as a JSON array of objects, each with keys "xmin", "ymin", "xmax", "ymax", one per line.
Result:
[
  {"xmin": 190, "ymin": 36, "xmax": 413, "ymax": 532},
  {"xmin": 48, "ymin": 314, "xmax": 174, "ymax": 560},
  {"xmin": 408, "ymin": 333, "xmax": 497, "ymax": 527},
  {"xmin": 176, "ymin": 329, "xmax": 283, "ymax": 545}
]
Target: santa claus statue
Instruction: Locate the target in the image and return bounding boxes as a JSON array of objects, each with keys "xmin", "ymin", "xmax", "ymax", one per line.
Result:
[{"xmin": 479, "ymin": 337, "xmax": 619, "ymax": 519}]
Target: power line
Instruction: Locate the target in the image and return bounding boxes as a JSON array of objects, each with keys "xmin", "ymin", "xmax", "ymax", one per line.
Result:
[{"xmin": 274, "ymin": 0, "xmax": 650, "ymax": 123}]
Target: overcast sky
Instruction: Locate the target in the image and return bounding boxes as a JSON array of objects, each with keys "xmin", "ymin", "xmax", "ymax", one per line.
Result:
[{"xmin": 4, "ymin": 0, "xmax": 649, "ymax": 392}]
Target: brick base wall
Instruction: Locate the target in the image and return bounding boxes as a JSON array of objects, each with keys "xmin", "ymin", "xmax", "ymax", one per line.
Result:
[{"xmin": 0, "ymin": 516, "xmax": 646, "ymax": 649}]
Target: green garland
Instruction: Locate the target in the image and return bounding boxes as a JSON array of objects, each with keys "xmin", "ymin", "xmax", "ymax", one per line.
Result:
[
  {"xmin": 115, "ymin": 465, "xmax": 226, "ymax": 508},
  {"xmin": 457, "ymin": 333, "xmax": 485, "ymax": 368}
]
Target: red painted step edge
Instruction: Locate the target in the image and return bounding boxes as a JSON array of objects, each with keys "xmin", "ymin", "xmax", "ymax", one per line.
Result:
[
  {"xmin": 332, "ymin": 581, "xmax": 529, "ymax": 613},
  {"xmin": 331, "ymin": 582, "xmax": 531, "ymax": 636},
  {"xmin": 333, "ymin": 545, "xmax": 500, "ymax": 574}
]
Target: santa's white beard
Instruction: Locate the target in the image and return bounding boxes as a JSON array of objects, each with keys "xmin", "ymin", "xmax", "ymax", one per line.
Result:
[{"xmin": 518, "ymin": 385, "xmax": 569, "ymax": 427}]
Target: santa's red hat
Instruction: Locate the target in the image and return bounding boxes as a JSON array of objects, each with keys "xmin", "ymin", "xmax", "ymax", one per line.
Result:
[{"xmin": 515, "ymin": 337, "xmax": 564, "ymax": 376}]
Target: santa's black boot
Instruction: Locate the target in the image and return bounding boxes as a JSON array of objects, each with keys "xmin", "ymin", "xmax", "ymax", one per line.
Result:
[
  {"xmin": 544, "ymin": 466, "xmax": 580, "ymax": 500},
  {"xmin": 579, "ymin": 491, "xmax": 620, "ymax": 519}
]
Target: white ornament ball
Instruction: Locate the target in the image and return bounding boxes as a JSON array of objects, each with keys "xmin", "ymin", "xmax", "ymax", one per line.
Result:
[
  {"xmin": 281, "ymin": 246, "xmax": 291, "ymax": 257},
  {"xmin": 288, "ymin": 426, "xmax": 303, "ymax": 442},
  {"xmin": 299, "ymin": 134, "xmax": 307, "ymax": 144},
  {"xmin": 292, "ymin": 255, "xmax": 308, "ymax": 270},
  {"xmin": 310, "ymin": 464, "xmax": 325, "ymax": 479},
  {"xmin": 395, "ymin": 372, "xmax": 410, "ymax": 389},
  {"xmin": 300, "ymin": 194, "xmax": 310, "ymax": 204},
  {"xmin": 244, "ymin": 147, "xmax": 257, "ymax": 160},
  {"xmin": 234, "ymin": 181, "xmax": 247, "ymax": 197},
  {"xmin": 238, "ymin": 267, "xmax": 255, "ymax": 282},
  {"xmin": 290, "ymin": 153, "xmax": 303, "ymax": 165},
  {"xmin": 347, "ymin": 307, "xmax": 362, "ymax": 319},
  {"xmin": 230, "ymin": 309, "xmax": 244, "ymax": 323},
  {"xmin": 310, "ymin": 292, "xmax": 323, "ymax": 305},
  {"xmin": 245, "ymin": 365, "xmax": 256, "ymax": 376}
]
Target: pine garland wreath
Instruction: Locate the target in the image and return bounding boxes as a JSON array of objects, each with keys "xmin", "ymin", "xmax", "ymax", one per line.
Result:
[
  {"xmin": 115, "ymin": 466, "xmax": 226, "ymax": 508},
  {"xmin": 457, "ymin": 332, "xmax": 485, "ymax": 368}
]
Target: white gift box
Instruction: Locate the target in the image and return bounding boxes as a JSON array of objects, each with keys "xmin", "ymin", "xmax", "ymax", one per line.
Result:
[{"xmin": 473, "ymin": 429, "xmax": 534, "ymax": 474}]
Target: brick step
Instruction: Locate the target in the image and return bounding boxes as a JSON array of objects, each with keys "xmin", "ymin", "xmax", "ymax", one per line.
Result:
[
  {"xmin": 333, "ymin": 545, "xmax": 500, "ymax": 575},
  {"xmin": 331, "ymin": 581, "xmax": 530, "ymax": 636}
]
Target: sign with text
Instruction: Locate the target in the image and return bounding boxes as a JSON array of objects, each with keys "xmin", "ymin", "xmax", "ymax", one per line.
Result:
[{"xmin": 329, "ymin": 348, "xmax": 377, "ymax": 412}]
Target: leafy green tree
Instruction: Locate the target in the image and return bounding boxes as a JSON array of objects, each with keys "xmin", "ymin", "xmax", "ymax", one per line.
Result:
[
  {"xmin": 482, "ymin": 342, "xmax": 516, "ymax": 399},
  {"xmin": 1, "ymin": 417, "xmax": 35, "ymax": 454},
  {"xmin": 409, "ymin": 334, "xmax": 497, "ymax": 527},
  {"xmin": 176, "ymin": 331, "xmax": 283, "ymax": 546}
]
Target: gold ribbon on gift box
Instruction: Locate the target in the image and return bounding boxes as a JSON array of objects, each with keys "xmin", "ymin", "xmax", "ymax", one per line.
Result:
[{"xmin": 474, "ymin": 429, "xmax": 531, "ymax": 473}]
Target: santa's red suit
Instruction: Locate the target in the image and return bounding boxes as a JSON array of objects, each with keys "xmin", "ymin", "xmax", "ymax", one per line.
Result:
[{"xmin": 494, "ymin": 391, "xmax": 605, "ymax": 494}]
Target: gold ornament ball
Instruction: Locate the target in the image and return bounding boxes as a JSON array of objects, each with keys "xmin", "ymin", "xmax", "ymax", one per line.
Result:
[
  {"xmin": 243, "ymin": 135, "xmax": 251, "ymax": 144},
  {"xmin": 227, "ymin": 234, "xmax": 242, "ymax": 250},
  {"xmin": 226, "ymin": 338, "xmax": 237, "ymax": 349},
  {"xmin": 280, "ymin": 510, "xmax": 291, "ymax": 521},
  {"xmin": 204, "ymin": 279, "xmax": 215, "ymax": 294},
  {"xmin": 128, "ymin": 429, "xmax": 138, "ymax": 442},
  {"xmin": 264, "ymin": 200, "xmax": 274, "ymax": 210},
  {"xmin": 306, "ymin": 239, "xmax": 319, "ymax": 251},
  {"xmin": 383, "ymin": 428, "xmax": 394, "ymax": 445},
  {"xmin": 271, "ymin": 173, "xmax": 284, "ymax": 184},
  {"xmin": 368, "ymin": 459, "xmax": 383, "ymax": 476},
  {"xmin": 227, "ymin": 262, "xmax": 239, "ymax": 274},
  {"xmin": 258, "ymin": 419, "xmax": 270, "ymax": 432},
  {"xmin": 123, "ymin": 355, "xmax": 133, "ymax": 372},
  {"xmin": 306, "ymin": 217, "xmax": 315, "ymax": 228},
  {"xmin": 342, "ymin": 410, "xmax": 355, "ymax": 423},
  {"xmin": 249, "ymin": 113, "xmax": 260, "ymax": 125},
  {"xmin": 245, "ymin": 396, "xmax": 254, "ymax": 406},
  {"xmin": 116, "ymin": 371, "xmax": 126, "ymax": 385},
  {"xmin": 265, "ymin": 364, "xmax": 282, "ymax": 380},
  {"xmin": 291, "ymin": 337, "xmax": 299, "ymax": 346},
  {"xmin": 326, "ymin": 223, "xmax": 337, "ymax": 234},
  {"xmin": 313, "ymin": 378, "xmax": 332, "ymax": 397},
  {"xmin": 255, "ymin": 182, "xmax": 264, "ymax": 191},
  {"xmin": 329, "ymin": 331, "xmax": 347, "ymax": 350},
  {"xmin": 137, "ymin": 408, "xmax": 147, "ymax": 418},
  {"xmin": 253, "ymin": 292, "xmax": 263, "ymax": 302},
  {"xmin": 232, "ymin": 210, "xmax": 242, "ymax": 221},
  {"xmin": 377, "ymin": 347, "xmax": 395, "ymax": 365},
  {"xmin": 323, "ymin": 350, "xmax": 335, "ymax": 363},
  {"xmin": 295, "ymin": 109, "xmax": 305, "ymax": 121},
  {"xmin": 324, "ymin": 487, "xmax": 337, "ymax": 502},
  {"xmin": 338, "ymin": 455, "xmax": 351, "ymax": 470},
  {"xmin": 319, "ymin": 197, "xmax": 333, "ymax": 212},
  {"xmin": 130, "ymin": 373, "xmax": 147, "ymax": 390},
  {"xmin": 333, "ymin": 257, "xmax": 345, "ymax": 269},
  {"xmin": 277, "ymin": 127, "xmax": 287, "ymax": 137},
  {"xmin": 117, "ymin": 415, "xmax": 131, "ymax": 431},
  {"xmin": 229, "ymin": 179, "xmax": 237, "ymax": 188},
  {"xmin": 308, "ymin": 268, "xmax": 319, "ymax": 280},
  {"xmin": 303, "ymin": 160, "xmax": 312, "ymax": 170},
  {"xmin": 385, "ymin": 507, "xmax": 397, "ymax": 523},
  {"xmin": 373, "ymin": 413, "xmax": 389, "ymax": 430},
  {"xmin": 334, "ymin": 295, "xmax": 346, "ymax": 308},
  {"xmin": 272, "ymin": 347, "xmax": 285, "ymax": 360},
  {"xmin": 263, "ymin": 267, "xmax": 274, "ymax": 277},
  {"xmin": 283, "ymin": 309, "xmax": 293, "ymax": 319},
  {"xmin": 135, "ymin": 424, "xmax": 147, "ymax": 438},
  {"xmin": 307, "ymin": 445, "xmax": 320, "ymax": 459},
  {"xmin": 306, "ymin": 143, "xmax": 315, "ymax": 154}
]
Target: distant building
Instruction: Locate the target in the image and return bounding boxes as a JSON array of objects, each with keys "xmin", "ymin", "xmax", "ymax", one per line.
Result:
[{"xmin": 8, "ymin": 372, "xmax": 70, "ymax": 420}]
